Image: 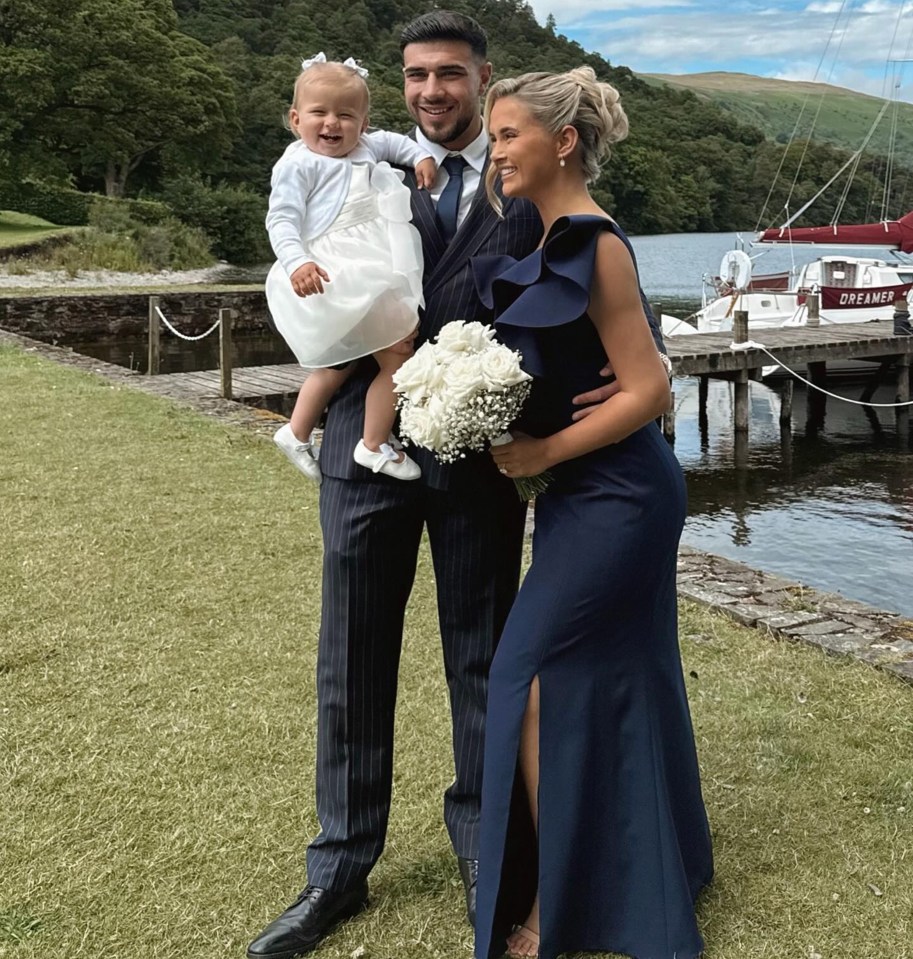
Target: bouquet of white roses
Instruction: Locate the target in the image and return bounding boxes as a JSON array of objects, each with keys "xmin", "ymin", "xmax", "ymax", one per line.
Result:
[{"xmin": 392, "ymin": 320, "xmax": 551, "ymax": 499}]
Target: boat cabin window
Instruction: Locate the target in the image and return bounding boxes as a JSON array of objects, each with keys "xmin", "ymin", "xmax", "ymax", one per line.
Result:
[{"xmin": 821, "ymin": 260, "xmax": 856, "ymax": 287}]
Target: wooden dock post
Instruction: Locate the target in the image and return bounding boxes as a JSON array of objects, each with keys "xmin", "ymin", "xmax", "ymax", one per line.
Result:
[
  {"xmin": 892, "ymin": 294, "xmax": 910, "ymax": 437},
  {"xmin": 806, "ymin": 359, "xmax": 828, "ymax": 432},
  {"xmin": 732, "ymin": 310, "xmax": 750, "ymax": 434},
  {"xmin": 662, "ymin": 391, "xmax": 676, "ymax": 441},
  {"xmin": 219, "ymin": 308, "xmax": 234, "ymax": 400},
  {"xmin": 898, "ymin": 353, "xmax": 911, "ymax": 437},
  {"xmin": 779, "ymin": 379, "xmax": 794, "ymax": 425},
  {"xmin": 698, "ymin": 374, "xmax": 709, "ymax": 439},
  {"xmin": 734, "ymin": 370, "xmax": 750, "ymax": 433},
  {"xmin": 806, "ymin": 360, "xmax": 828, "ymax": 427},
  {"xmin": 806, "ymin": 291, "xmax": 820, "ymax": 327},
  {"xmin": 147, "ymin": 296, "xmax": 160, "ymax": 376},
  {"xmin": 897, "ymin": 354, "xmax": 911, "ymax": 405}
]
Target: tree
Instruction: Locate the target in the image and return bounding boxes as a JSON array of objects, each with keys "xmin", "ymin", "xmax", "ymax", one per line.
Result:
[{"xmin": 0, "ymin": 0, "xmax": 236, "ymax": 196}]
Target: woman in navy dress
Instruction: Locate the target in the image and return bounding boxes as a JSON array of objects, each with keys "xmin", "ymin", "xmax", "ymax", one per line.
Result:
[{"xmin": 470, "ymin": 68, "xmax": 713, "ymax": 959}]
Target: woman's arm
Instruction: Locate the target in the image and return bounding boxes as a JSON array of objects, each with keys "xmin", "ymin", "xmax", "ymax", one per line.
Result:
[{"xmin": 490, "ymin": 231, "xmax": 671, "ymax": 477}]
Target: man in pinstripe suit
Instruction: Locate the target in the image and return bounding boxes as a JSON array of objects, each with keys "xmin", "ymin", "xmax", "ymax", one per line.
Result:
[{"xmin": 249, "ymin": 13, "xmax": 562, "ymax": 958}]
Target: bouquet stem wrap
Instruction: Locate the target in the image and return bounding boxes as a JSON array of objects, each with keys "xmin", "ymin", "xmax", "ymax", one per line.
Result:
[{"xmin": 491, "ymin": 432, "xmax": 553, "ymax": 501}]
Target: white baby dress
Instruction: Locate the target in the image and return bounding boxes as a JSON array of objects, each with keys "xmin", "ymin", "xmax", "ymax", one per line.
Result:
[{"xmin": 266, "ymin": 162, "xmax": 424, "ymax": 369}]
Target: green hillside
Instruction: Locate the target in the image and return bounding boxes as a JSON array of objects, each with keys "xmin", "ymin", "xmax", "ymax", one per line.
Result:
[
  {"xmin": 2, "ymin": 1, "xmax": 910, "ymax": 246},
  {"xmin": 640, "ymin": 71, "xmax": 913, "ymax": 159}
]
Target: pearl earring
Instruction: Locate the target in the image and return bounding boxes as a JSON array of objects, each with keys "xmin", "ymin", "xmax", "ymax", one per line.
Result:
[{"xmin": 559, "ymin": 156, "xmax": 566, "ymax": 168}]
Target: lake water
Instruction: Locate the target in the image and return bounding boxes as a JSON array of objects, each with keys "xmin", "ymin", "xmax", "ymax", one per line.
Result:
[
  {"xmin": 626, "ymin": 231, "xmax": 913, "ymax": 618},
  {"xmin": 68, "ymin": 231, "xmax": 913, "ymax": 617}
]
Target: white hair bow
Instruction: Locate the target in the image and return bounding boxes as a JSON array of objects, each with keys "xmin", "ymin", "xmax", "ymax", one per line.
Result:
[
  {"xmin": 301, "ymin": 52, "xmax": 369, "ymax": 79},
  {"xmin": 342, "ymin": 57, "xmax": 369, "ymax": 79}
]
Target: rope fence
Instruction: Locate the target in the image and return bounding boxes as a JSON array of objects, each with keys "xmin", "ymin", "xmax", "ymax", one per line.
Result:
[
  {"xmin": 154, "ymin": 305, "xmax": 222, "ymax": 342},
  {"xmin": 146, "ymin": 295, "xmax": 234, "ymax": 400},
  {"xmin": 729, "ymin": 340, "xmax": 913, "ymax": 408}
]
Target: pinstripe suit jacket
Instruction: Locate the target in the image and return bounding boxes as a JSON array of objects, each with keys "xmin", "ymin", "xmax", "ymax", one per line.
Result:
[{"xmin": 319, "ymin": 162, "xmax": 543, "ymax": 491}]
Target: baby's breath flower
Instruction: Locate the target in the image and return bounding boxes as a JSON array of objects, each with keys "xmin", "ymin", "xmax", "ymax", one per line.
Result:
[{"xmin": 392, "ymin": 321, "xmax": 546, "ymax": 501}]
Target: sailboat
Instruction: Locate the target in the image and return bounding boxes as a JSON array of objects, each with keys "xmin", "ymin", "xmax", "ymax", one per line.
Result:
[
  {"xmin": 663, "ymin": 222, "xmax": 913, "ymax": 337},
  {"xmin": 661, "ymin": 2, "xmax": 913, "ymax": 345}
]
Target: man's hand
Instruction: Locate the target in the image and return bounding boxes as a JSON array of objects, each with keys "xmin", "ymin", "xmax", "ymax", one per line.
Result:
[
  {"xmin": 571, "ymin": 362, "xmax": 620, "ymax": 421},
  {"xmin": 290, "ymin": 261, "xmax": 330, "ymax": 297},
  {"xmin": 415, "ymin": 157, "xmax": 437, "ymax": 190}
]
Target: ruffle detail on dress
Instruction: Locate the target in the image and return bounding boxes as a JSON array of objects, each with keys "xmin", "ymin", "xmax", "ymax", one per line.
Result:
[
  {"xmin": 471, "ymin": 215, "xmax": 616, "ymax": 377},
  {"xmin": 472, "ymin": 215, "xmax": 616, "ymax": 328}
]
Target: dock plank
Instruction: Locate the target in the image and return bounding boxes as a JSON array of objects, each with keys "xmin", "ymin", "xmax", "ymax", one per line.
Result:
[
  {"xmin": 150, "ymin": 363, "xmax": 304, "ymax": 401},
  {"xmin": 665, "ymin": 320, "xmax": 913, "ymax": 376}
]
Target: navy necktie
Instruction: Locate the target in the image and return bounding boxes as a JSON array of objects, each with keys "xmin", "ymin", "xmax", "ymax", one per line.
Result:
[{"xmin": 437, "ymin": 154, "xmax": 467, "ymax": 242}]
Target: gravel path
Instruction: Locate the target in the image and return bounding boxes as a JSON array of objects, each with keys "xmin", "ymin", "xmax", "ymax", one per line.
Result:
[{"xmin": 0, "ymin": 262, "xmax": 238, "ymax": 289}]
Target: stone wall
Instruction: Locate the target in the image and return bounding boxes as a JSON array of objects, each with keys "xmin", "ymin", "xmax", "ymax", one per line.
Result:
[{"xmin": 0, "ymin": 290, "xmax": 269, "ymax": 341}]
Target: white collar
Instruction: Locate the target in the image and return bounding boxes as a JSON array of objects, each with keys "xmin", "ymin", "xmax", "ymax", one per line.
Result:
[{"xmin": 415, "ymin": 124, "xmax": 488, "ymax": 173}]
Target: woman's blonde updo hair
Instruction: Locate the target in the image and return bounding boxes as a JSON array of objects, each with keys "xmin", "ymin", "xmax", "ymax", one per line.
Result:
[{"xmin": 483, "ymin": 66, "xmax": 628, "ymax": 209}]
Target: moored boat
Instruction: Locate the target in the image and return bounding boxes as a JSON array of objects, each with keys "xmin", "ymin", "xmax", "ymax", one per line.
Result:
[{"xmin": 662, "ymin": 242, "xmax": 913, "ymax": 337}]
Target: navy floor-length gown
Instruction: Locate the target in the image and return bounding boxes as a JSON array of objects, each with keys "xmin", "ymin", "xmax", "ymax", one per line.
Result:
[{"xmin": 471, "ymin": 216, "xmax": 713, "ymax": 959}]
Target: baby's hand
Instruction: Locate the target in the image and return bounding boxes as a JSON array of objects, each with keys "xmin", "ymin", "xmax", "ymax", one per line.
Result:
[
  {"xmin": 415, "ymin": 157, "xmax": 437, "ymax": 190},
  {"xmin": 290, "ymin": 261, "xmax": 330, "ymax": 296}
]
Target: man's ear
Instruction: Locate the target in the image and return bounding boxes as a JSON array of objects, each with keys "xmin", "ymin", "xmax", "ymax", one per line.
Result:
[{"xmin": 478, "ymin": 61, "xmax": 493, "ymax": 94}]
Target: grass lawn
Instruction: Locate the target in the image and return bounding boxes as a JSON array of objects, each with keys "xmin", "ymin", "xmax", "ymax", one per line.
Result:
[
  {"xmin": 1, "ymin": 345, "xmax": 912, "ymax": 959},
  {"xmin": 0, "ymin": 211, "xmax": 80, "ymax": 252}
]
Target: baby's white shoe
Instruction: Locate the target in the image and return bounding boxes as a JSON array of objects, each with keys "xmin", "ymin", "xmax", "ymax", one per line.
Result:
[
  {"xmin": 353, "ymin": 440, "xmax": 421, "ymax": 480},
  {"xmin": 274, "ymin": 423, "xmax": 321, "ymax": 484}
]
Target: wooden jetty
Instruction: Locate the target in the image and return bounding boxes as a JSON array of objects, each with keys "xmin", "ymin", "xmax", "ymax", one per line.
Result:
[
  {"xmin": 145, "ymin": 299, "xmax": 302, "ymax": 404},
  {"xmin": 149, "ymin": 362, "xmax": 302, "ymax": 402},
  {"xmin": 147, "ymin": 318, "xmax": 913, "ymax": 403},
  {"xmin": 143, "ymin": 293, "xmax": 913, "ymax": 440},
  {"xmin": 661, "ymin": 315, "xmax": 913, "ymax": 440},
  {"xmin": 665, "ymin": 318, "xmax": 912, "ymax": 377}
]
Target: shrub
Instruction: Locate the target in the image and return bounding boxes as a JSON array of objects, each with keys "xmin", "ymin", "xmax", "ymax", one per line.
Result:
[
  {"xmin": 0, "ymin": 181, "xmax": 93, "ymax": 225},
  {"xmin": 20, "ymin": 199, "xmax": 216, "ymax": 273},
  {"xmin": 95, "ymin": 195, "xmax": 172, "ymax": 227},
  {"xmin": 134, "ymin": 219, "xmax": 213, "ymax": 270},
  {"xmin": 48, "ymin": 232, "xmax": 146, "ymax": 275},
  {"xmin": 0, "ymin": 181, "xmax": 173, "ymax": 229},
  {"xmin": 159, "ymin": 175, "xmax": 271, "ymax": 265}
]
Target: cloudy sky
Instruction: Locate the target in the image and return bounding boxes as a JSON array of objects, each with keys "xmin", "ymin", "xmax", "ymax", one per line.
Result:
[{"xmin": 529, "ymin": 0, "xmax": 913, "ymax": 101}]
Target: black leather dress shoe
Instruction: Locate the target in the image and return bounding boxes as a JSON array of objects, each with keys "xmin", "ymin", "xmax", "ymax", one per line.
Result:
[
  {"xmin": 246, "ymin": 883, "xmax": 369, "ymax": 959},
  {"xmin": 457, "ymin": 857, "xmax": 479, "ymax": 927}
]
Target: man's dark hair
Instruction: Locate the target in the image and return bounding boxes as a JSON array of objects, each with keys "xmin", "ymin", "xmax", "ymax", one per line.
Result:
[{"xmin": 399, "ymin": 10, "xmax": 488, "ymax": 58}]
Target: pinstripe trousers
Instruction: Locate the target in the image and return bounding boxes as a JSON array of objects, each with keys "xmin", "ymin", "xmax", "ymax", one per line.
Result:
[
  {"xmin": 305, "ymin": 472, "xmax": 527, "ymax": 892},
  {"xmin": 302, "ymin": 166, "xmax": 541, "ymax": 892}
]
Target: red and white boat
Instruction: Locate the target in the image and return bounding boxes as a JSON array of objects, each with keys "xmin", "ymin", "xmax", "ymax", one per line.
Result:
[
  {"xmin": 659, "ymin": 215, "xmax": 913, "ymax": 378},
  {"xmin": 661, "ymin": 211, "xmax": 913, "ymax": 338}
]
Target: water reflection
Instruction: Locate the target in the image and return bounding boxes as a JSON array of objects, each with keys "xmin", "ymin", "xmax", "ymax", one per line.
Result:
[
  {"xmin": 67, "ymin": 331, "xmax": 294, "ymax": 375},
  {"xmin": 676, "ymin": 377, "xmax": 913, "ymax": 616}
]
